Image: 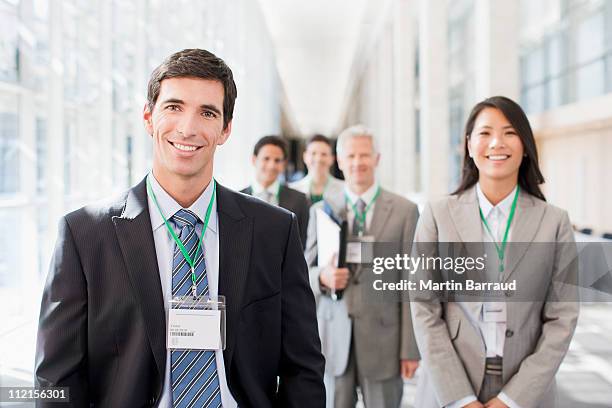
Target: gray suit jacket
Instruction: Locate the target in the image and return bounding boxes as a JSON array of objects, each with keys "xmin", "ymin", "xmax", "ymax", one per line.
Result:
[
  {"xmin": 411, "ymin": 186, "xmax": 579, "ymax": 408},
  {"xmin": 305, "ymin": 187, "xmax": 420, "ymax": 381}
]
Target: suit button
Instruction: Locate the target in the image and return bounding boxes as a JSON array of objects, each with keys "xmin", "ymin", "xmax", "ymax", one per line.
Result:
[{"xmin": 505, "ymin": 329, "xmax": 514, "ymax": 338}]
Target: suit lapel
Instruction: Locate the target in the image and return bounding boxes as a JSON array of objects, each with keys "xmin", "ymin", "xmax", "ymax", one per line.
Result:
[
  {"xmin": 502, "ymin": 191, "xmax": 545, "ymax": 282},
  {"xmin": 112, "ymin": 178, "xmax": 166, "ymax": 383},
  {"xmin": 278, "ymin": 184, "xmax": 290, "ymax": 208},
  {"xmin": 368, "ymin": 189, "xmax": 392, "ymax": 239},
  {"xmin": 216, "ymin": 184, "xmax": 252, "ymax": 377},
  {"xmin": 325, "ymin": 189, "xmax": 347, "ymax": 222},
  {"xmin": 448, "ymin": 187, "xmax": 484, "ymax": 315},
  {"xmin": 448, "ymin": 187, "xmax": 483, "ymax": 244}
]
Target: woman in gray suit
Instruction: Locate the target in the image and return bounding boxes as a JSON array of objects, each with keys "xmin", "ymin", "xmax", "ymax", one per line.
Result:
[{"xmin": 411, "ymin": 96, "xmax": 578, "ymax": 408}]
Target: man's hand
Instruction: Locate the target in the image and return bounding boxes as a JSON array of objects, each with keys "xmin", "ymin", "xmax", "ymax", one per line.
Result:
[
  {"xmin": 400, "ymin": 359, "xmax": 419, "ymax": 379},
  {"xmin": 463, "ymin": 402, "xmax": 485, "ymax": 408},
  {"xmin": 319, "ymin": 254, "xmax": 350, "ymax": 290},
  {"xmin": 320, "ymin": 265, "xmax": 350, "ymax": 290},
  {"xmin": 484, "ymin": 398, "xmax": 508, "ymax": 408}
]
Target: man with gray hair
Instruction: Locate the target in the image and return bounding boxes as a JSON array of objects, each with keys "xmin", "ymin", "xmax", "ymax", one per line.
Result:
[{"xmin": 305, "ymin": 124, "xmax": 420, "ymax": 407}]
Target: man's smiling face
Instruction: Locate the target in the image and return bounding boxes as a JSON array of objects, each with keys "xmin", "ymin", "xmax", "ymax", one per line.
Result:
[{"xmin": 144, "ymin": 76, "xmax": 231, "ymax": 185}]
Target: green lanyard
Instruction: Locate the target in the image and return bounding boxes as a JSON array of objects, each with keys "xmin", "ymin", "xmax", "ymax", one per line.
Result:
[
  {"xmin": 478, "ymin": 185, "xmax": 519, "ymax": 273},
  {"xmin": 345, "ymin": 186, "xmax": 380, "ymax": 236},
  {"xmin": 309, "ymin": 176, "xmax": 329, "ymax": 201},
  {"xmin": 146, "ymin": 176, "xmax": 216, "ymax": 297}
]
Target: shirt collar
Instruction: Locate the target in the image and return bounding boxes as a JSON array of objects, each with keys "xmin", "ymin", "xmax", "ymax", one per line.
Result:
[
  {"xmin": 147, "ymin": 172, "xmax": 218, "ymax": 233},
  {"xmin": 476, "ymin": 182, "xmax": 517, "ymax": 219},
  {"xmin": 345, "ymin": 182, "xmax": 379, "ymax": 207},
  {"xmin": 251, "ymin": 179, "xmax": 280, "ymax": 196}
]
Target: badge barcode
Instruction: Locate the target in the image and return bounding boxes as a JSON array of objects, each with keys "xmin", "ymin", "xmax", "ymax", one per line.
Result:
[{"xmin": 172, "ymin": 332, "xmax": 195, "ymax": 337}]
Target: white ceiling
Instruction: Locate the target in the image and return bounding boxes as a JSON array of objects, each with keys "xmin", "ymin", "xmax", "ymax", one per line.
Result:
[{"xmin": 257, "ymin": 0, "xmax": 370, "ymax": 137}]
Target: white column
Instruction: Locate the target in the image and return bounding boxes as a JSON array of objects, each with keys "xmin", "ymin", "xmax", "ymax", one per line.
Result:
[
  {"xmin": 97, "ymin": 0, "xmax": 114, "ymax": 193},
  {"xmin": 131, "ymin": 0, "xmax": 151, "ymax": 183},
  {"xmin": 375, "ymin": 24, "xmax": 395, "ymax": 188},
  {"xmin": 392, "ymin": 0, "xmax": 417, "ymax": 195},
  {"xmin": 473, "ymin": 0, "xmax": 520, "ymax": 100},
  {"xmin": 419, "ymin": 0, "xmax": 450, "ymax": 198},
  {"xmin": 45, "ymin": 0, "xmax": 65, "ymax": 258},
  {"xmin": 19, "ymin": 81, "xmax": 39, "ymax": 304}
]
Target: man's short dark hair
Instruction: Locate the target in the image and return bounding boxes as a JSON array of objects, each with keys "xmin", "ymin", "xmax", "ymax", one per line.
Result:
[
  {"xmin": 253, "ymin": 135, "xmax": 287, "ymax": 159},
  {"xmin": 306, "ymin": 134, "xmax": 332, "ymax": 149},
  {"xmin": 147, "ymin": 48, "xmax": 237, "ymax": 130}
]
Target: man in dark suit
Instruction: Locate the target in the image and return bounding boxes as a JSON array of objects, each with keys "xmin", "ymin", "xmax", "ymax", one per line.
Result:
[
  {"xmin": 240, "ymin": 135, "xmax": 310, "ymax": 246},
  {"xmin": 35, "ymin": 48, "xmax": 325, "ymax": 407}
]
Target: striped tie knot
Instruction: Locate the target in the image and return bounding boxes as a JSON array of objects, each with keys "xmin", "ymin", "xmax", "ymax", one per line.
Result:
[
  {"xmin": 355, "ymin": 198, "xmax": 366, "ymax": 214},
  {"xmin": 173, "ymin": 208, "xmax": 199, "ymax": 228}
]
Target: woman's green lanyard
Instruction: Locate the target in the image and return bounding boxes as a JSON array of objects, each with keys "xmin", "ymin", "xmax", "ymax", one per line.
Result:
[
  {"xmin": 478, "ymin": 185, "xmax": 519, "ymax": 273},
  {"xmin": 146, "ymin": 177, "xmax": 216, "ymax": 298},
  {"xmin": 345, "ymin": 186, "xmax": 381, "ymax": 236},
  {"xmin": 309, "ymin": 176, "xmax": 329, "ymax": 204}
]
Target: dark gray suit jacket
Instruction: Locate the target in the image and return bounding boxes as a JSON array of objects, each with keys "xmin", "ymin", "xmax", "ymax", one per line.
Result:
[
  {"xmin": 35, "ymin": 178, "xmax": 325, "ymax": 407},
  {"xmin": 240, "ymin": 185, "xmax": 310, "ymax": 247}
]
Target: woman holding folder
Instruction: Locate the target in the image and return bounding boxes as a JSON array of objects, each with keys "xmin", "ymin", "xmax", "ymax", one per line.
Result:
[{"xmin": 411, "ymin": 96, "xmax": 578, "ymax": 408}]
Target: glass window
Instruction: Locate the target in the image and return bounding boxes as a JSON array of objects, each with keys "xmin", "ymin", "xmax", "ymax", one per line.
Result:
[
  {"xmin": 36, "ymin": 118, "xmax": 47, "ymax": 194},
  {"xmin": 37, "ymin": 205, "xmax": 48, "ymax": 278},
  {"xmin": 0, "ymin": 2, "xmax": 19, "ymax": 83},
  {"xmin": 0, "ymin": 112, "xmax": 19, "ymax": 194},
  {"xmin": 0, "ymin": 209, "xmax": 21, "ymax": 287},
  {"xmin": 606, "ymin": 54, "xmax": 612, "ymax": 91},
  {"xmin": 523, "ymin": 46, "xmax": 546, "ymax": 86},
  {"xmin": 64, "ymin": 122, "xmax": 74, "ymax": 194},
  {"xmin": 523, "ymin": 84, "xmax": 546, "ymax": 113},
  {"xmin": 547, "ymin": 33, "xmax": 566, "ymax": 77},
  {"xmin": 576, "ymin": 60, "xmax": 606, "ymax": 99},
  {"xmin": 576, "ymin": 12, "xmax": 605, "ymax": 64},
  {"xmin": 547, "ymin": 76, "xmax": 565, "ymax": 107}
]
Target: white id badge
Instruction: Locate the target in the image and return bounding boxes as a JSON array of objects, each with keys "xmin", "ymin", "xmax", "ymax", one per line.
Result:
[
  {"xmin": 346, "ymin": 242, "xmax": 362, "ymax": 264},
  {"xmin": 482, "ymin": 302, "xmax": 506, "ymax": 323},
  {"xmin": 346, "ymin": 235, "xmax": 375, "ymax": 264},
  {"xmin": 167, "ymin": 295, "xmax": 226, "ymax": 350}
]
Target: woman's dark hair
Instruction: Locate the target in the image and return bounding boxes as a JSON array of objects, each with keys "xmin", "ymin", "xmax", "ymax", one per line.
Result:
[{"xmin": 452, "ymin": 96, "xmax": 546, "ymax": 201}]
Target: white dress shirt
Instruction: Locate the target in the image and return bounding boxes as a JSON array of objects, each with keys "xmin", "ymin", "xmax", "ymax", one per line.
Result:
[
  {"xmin": 147, "ymin": 172, "xmax": 237, "ymax": 408},
  {"xmin": 251, "ymin": 179, "xmax": 280, "ymax": 206},
  {"xmin": 476, "ymin": 182, "xmax": 514, "ymax": 359},
  {"xmin": 447, "ymin": 183, "xmax": 521, "ymax": 408},
  {"xmin": 345, "ymin": 182, "xmax": 379, "ymax": 235}
]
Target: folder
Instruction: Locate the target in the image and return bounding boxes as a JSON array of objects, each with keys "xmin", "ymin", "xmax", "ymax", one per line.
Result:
[{"xmin": 316, "ymin": 208, "xmax": 348, "ymax": 300}]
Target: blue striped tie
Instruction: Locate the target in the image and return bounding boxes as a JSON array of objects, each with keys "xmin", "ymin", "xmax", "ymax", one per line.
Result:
[{"xmin": 170, "ymin": 209, "xmax": 222, "ymax": 408}]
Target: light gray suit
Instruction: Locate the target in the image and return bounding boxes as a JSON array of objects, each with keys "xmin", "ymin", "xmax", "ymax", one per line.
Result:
[
  {"xmin": 411, "ymin": 186, "xmax": 579, "ymax": 408},
  {"xmin": 305, "ymin": 187, "xmax": 420, "ymax": 407},
  {"xmin": 290, "ymin": 174, "xmax": 345, "ymax": 202}
]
